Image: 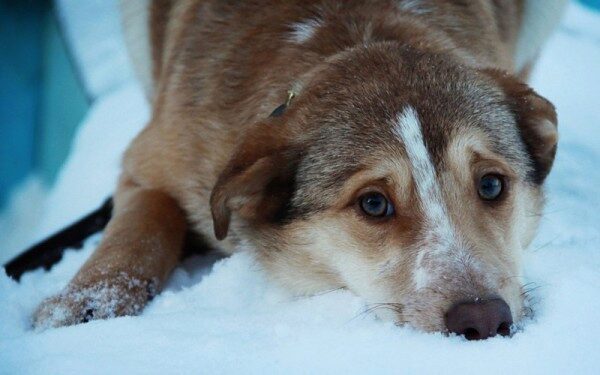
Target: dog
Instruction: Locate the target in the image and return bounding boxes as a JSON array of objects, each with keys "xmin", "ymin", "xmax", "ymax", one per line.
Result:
[{"xmin": 33, "ymin": 0, "xmax": 566, "ymax": 340}]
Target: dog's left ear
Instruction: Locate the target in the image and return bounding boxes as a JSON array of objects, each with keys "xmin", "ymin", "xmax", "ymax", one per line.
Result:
[
  {"xmin": 482, "ymin": 69, "xmax": 558, "ymax": 184},
  {"xmin": 210, "ymin": 121, "xmax": 302, "ymax": 240}
]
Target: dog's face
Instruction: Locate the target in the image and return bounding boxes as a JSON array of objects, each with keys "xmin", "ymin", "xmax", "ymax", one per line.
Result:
[{"xmin": 211, "ymin": 45, "xmax": 557, "ymax": 335}]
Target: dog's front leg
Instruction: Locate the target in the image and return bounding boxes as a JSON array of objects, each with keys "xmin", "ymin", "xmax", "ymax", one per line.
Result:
[{"xmin": 32, "ymin": 177, "xmax": 187, "ymax": 330}]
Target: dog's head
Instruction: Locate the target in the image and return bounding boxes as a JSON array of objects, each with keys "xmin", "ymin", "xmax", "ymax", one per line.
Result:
[{"xmin": 210, "ymin": 44, "xmax": 557, "ymax": 339}]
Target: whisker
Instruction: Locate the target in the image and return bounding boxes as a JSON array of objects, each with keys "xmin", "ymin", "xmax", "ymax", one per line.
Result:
[
  {"xmin": 423, "ymin": 287, "xmax": 449, "ymax": 299},
  {"xmin": 350, "ymin": 302, "xmax": 404, "ymax": 322},
  {"xmin": 521, "ymin": 285, "xmax": 543, "ymax": 296},
  {"xmin": 312, "ymin": 286, "xmax": 345, "ymax": 297},
  {"xmin": 288, "ymin": 286, "xmax": 345, "ymax": 302},
  {"xmin": 531, "ymin": 235, "xmax": 561, "ymax": 252},
  {"xmin": 526, "ymin": 207, "xmax": 567, "ymax": 218}
]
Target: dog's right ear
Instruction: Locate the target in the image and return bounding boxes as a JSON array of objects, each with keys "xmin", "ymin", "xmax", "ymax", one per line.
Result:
[
  {"xmin": 481, "ymin": 69, "xmax": 558, "ymax": 184},
  {"xmin": 210, "ymin": 121, "xmax": 302, "ymax": 240}
]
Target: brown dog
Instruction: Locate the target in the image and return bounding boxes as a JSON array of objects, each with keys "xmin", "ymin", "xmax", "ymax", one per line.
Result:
[{"xmin": 34, "ymin": 0, "xmax": 566, "ymax": 340}]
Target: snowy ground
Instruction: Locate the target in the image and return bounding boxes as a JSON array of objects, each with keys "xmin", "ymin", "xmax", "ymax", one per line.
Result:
[{"xmin": 1, "ymin": 2, "xmax": 600, "ymax": 374}]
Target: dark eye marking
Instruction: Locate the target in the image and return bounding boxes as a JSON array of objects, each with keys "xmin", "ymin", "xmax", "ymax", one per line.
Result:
[
  {"xmin": 359, "ymin": 192, "xmax": 395, "ymax": 218},
  {"xmin": 478, "ymin": 174, "xmax": 504, "ymax": 201}
]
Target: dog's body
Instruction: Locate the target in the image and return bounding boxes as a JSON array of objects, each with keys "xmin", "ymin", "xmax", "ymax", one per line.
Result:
[{"xmin": 34, "ymin": 0, "xmax": 566, "ymax": 339}]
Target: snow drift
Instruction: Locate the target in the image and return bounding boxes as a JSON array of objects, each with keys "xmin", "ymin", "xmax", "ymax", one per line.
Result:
[{"xmin": 1, "ymin": 2, "xmax": 599, "ymax": 374}]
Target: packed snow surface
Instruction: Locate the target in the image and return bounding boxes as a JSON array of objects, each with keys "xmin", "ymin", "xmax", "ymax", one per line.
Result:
[{"xmin": 1, "ymin": 2, "xmax": 599, "ymax": 374}]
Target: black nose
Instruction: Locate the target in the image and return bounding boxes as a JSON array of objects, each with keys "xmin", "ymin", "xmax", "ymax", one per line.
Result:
[{"xmin": 444, "ymin": 298, "xmax": 513, "ymax": 340}]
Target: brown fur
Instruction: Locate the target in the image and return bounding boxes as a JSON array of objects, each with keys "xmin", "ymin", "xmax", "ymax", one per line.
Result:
[{"xmin": 34, "ymin": 0, "xmax": 560, "ymax": 332}]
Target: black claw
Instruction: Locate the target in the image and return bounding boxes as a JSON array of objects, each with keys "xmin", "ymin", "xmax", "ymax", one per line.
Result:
[
  {"xmin": 81, "ymin": 309, "xmax": 94, "ymax": 323},
  {"xmin": 146, "ymin": 279, "xmax": 158, "ymax": 302}
]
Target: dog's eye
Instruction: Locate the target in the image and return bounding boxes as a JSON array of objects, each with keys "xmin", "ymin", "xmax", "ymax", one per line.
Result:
[
  {"xmin": 359, "ymin": 192, "xmax": 394, "ymax": 217},
  {"xmin": 478, "ymin": 174, "xmax": 504, "ymax": 201}
]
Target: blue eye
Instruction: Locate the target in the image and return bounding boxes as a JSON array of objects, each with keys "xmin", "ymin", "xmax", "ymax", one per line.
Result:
[
  {"xmin": 478, "ymin": 174, "xmax": 504, "ymax": 201},
  {"xmin": 359, "ymin": 193, "xmax": 394, "ymax": 217}
]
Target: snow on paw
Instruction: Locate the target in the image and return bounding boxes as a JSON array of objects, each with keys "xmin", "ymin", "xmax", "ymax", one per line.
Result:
[{"xmin": 32, "ymin": 273, "xmax": 159, "ymax": 330}]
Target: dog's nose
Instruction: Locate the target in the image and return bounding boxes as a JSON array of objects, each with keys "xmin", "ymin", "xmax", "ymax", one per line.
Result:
[{"xmin": 444, "ymin": 298, "xmax": 513, "ymax": 340}]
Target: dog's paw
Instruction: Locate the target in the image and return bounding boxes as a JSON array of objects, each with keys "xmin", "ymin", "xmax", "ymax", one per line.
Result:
[{"xmin": 32, "ymin": 273, "xmax": 158, "ymax": 331}]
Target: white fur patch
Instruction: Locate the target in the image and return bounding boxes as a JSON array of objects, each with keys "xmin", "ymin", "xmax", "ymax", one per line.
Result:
[
  {"xmin": 289, "ymin": 18, "xmax": 323, "ymax": 43},
  {"xmin": 393, "ymin": 107, "xmax": 453, "ymax": 240},
  {"xmin": 413, "ymin": 264, "xmax": 430, "ymax": 290},
  {"xmin": 393, "ymin": 107, "xmax": 457, "ymax": 288}
]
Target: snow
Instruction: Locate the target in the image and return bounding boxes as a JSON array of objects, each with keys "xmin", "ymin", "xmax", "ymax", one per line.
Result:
[
  {"xmin": 1, "ymin": 2, "xmax": 600, "ymax": 374},
  {"xmin": 56, "ymin": 0, "xmax": 135, "ymax": 100},
  {"xmin": 0, "ymin": 178, "xmax": 47, "ymax": 265}
]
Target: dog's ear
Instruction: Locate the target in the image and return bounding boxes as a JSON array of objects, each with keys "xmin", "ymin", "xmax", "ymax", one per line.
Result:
[
  {"xmin": 210, "ymin": 121, "xmax": 302, "ymax": 240},
  {"xmin": 482, "ymin": 69, "xmax": 558, "ymax": 183}
]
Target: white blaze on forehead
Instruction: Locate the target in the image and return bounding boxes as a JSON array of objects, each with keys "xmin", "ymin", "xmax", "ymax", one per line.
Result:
[
  {"xmin": 393, "ymin": 107, "xmax": 453, "ymax": 237},
  {"xmin": 393, "ymin": 107, "xmax": 457, "ymax": 289},
  {"xmin": 288, "ymin": 18, "xmax": 323, "ymax": 43}
]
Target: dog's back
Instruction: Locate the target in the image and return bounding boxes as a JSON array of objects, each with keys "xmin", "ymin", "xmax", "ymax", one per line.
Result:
[
  {"xmin": 121, "ymin": 0, "xmax": 191, "ymax": 99},
  {"xmin": 121, "ymin": 0, "xmax": 568, "ymax": 97}
]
